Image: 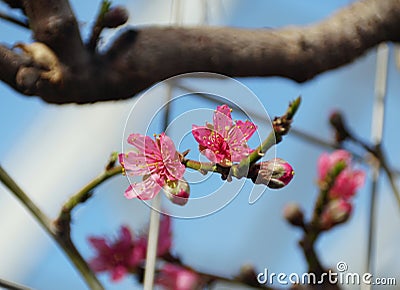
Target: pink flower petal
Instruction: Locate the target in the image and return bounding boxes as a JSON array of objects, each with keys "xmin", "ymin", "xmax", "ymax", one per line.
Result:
[
  {"xmin": 124, "ymin": 175, "xmax": 163, "ymax": 200},
  {"xmin": 119, "ymin": 152, "xmax": 149, "ymax": 176},
  {"xmin": 89, "ymin": 257, "xmax": 109, "ymax": 272},
  {"xmin": 89, "ymin": 237, "xmax": 110, "ymax": 252},
  {"xmin": 236, "ymin": 120, "xmax": 257, "ymax": 141},
  {"xmin": 191, "ymin": 125, "xmax": 213, "ymax": 148},
  {"xmin": 159, "ymin": 133, "xmax": 185, "ymax": 180},
  {"xmin": 111, "ymin": 265, "xmax": 127, "ymax": 282},
  {"xmin": 192, "ymin": 125, "xmax": 231, "ymax": 163},
  {"xmin": 131, "ymin": 237, "xmax": 147, "ymax": 266},
  {"xmin": 127, "ymin": 133, "xmax": 161, "ymax": 159},
  {"xmin": 330, "ymin": 169, "xmax": 365, "ymax": 199},
  {"xmin": 213, "ymin": 105, "xmax": 233, "ymax": 138},
  {"xmin": 318, "ymin": 150, "xmax": 351, "ymax": 181},
  {"xmin": 317, "ymin": 153, "xmax": 330, "ymax": 180},
  {"xmin": 118, "ymin": 226, "xmax": 133, "ymax": 247},
  {"xmin": 226, "ymin": 126, "xmax": 250, "ymax": 162}
]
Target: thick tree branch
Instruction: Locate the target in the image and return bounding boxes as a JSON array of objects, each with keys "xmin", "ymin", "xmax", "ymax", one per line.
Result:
[
  {"xmin": 0, "ymin": 45, "xmax": 31, "ymax": 90},
  {"xmin": 22, "ymin": 0, "xmax": 88, "ymax": 66},
  {"xmin": 0, "ymin": 0, "xmax": 399, "ymax": 104},
  {"xmin": 1, "ymin": 0, "xmax": 24, "ymax": 11}
]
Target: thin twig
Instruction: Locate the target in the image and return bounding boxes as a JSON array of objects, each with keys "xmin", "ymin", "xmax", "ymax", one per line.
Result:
[
  {"xmin": 0, "ymin": 165, "xmax": 104, "ymax": 290},
  {"xmin": 87, "ymin": 0, "xmax": 111, "ymax": 52},
  {"xmin": 0, "ymin": 10, "xmax": 28, "ymax": 28},
  {"xmin": 55, "ymin": 164, "xmax": 122, "ymax": 232},
  {"xmin": 0, "ymin": 278, "xmax": 31, "ymax": 290},
  {"xmin": 0, "ymin": 165, "xmax": 53, "ymax": 235}
]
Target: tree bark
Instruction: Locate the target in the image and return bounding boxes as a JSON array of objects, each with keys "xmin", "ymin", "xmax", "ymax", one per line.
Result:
[{"xmin": 0, "ymin": 0, "xmax": 399, "ymax": 104}]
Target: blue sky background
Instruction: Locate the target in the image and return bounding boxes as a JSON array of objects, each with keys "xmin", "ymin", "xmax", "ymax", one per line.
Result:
[{"xmin": 1, "ymin": 1, "xmax": 399, "ymax": 289}]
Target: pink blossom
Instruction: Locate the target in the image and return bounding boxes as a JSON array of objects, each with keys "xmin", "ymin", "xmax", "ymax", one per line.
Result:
[
  {"xmin": 192, "ymin": 104, "xmax": 257, "ymax": 166},
  {"xmin": 119, "ymin": 133, "xmax": 185, "ymax": 200},
  {"xmin": 156, "ymin": 264, "xmax": 201, "ymax": 290},
  {"xmin": 88, "ymin": 215, "xmax": 173, "ymax": 282},
  {"xmin": 88, "ymin": 226, "xmax": 138, "ymax": 282},
  {"xmin": 317, "ymin": 149, "xmax": 351, "ymax": 181},
  {"xmin": 317, "ymin": 150, "xmax": 365, "ymax": 199},
  {"xmin": 329, "ymin": 168, "xmax": 365, "ymax": 199},
  {"xmin": 130, "ymin": 214, "xmax": 172, "ymax": 260}
]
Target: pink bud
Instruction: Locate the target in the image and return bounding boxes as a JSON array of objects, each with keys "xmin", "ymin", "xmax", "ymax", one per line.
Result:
[
  {"xmin": 253, "ymin": 158, "xmax": 294, "ymax": 189},
  {"xmin": 163, "ymin": 179, "xmax": 190, "ymax": 206},
  {"xmin": 320, "ymin": 199, "xmax": 352, "ymax": 230}
]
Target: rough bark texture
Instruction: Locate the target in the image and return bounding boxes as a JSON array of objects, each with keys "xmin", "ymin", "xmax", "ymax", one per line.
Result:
[{"xmin": 0, "ymin": 0, "xmax": 399, "ymax": 104}]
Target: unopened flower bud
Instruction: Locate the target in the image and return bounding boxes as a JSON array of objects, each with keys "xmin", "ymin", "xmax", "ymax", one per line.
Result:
[
  {"xmin": 283, "ymin": 203, "xmax": 304, "ymax": 227},
  {"xmin": 252, "ymin": 158, "xmax": 294, "ymax": 189},
  {"xmin": 320, "ymin": 199, "xmax": 352, "ymax": 230},
  {"xmin": 163, "ymin": 179, "xmax": 190, "ymax": 206},
  {"xmin": 103, "ymin": 6, "xmax": 129, "ymax": 28}
]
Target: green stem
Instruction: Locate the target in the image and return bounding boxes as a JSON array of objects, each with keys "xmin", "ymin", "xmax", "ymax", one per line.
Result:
[
  {"xmin": 56, "ymin": 165, "xmax": 123, "ymax": 224},
  {"xmin": 0, "ymin": 165, "xmax": 104, "ymax": 290},
  {"xmin": 182, "ymin": 159, "xmax": 217, "ymax": 172},
  {"xmin": 87, "ymin": 0, "xmax": 111, "ymax": 51},
  {"xmin": 235, "ymin": 97, "xmax": 301, "ymax": 177},
  {"xmin": 237, "ymin": 131, "xmax": 276, "ymax": 173}
]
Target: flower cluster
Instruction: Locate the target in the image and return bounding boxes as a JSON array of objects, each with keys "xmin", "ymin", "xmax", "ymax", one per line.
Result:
[
  {"xmin": 317, "ymin": 150, "xmax": 365, "ymax": 229},
  {"xmin": 88, "ymin": 215, "xmax": 172, "ymax": 282},
  {"xmin": 192, "ymin": 104, "xmax": 257, "ymax": 166},
  {"xmin": 120, "ymin": 104, "xmax": 295, "ymax": 206}
]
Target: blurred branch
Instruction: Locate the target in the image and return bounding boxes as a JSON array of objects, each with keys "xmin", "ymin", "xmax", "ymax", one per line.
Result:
[
  {"xmin": 0, "ymin": 165, "xmax": 104, "ymax": 290},
  {"xmin": 329, "ymin": 111, "xmax": 400, "ymax": 208},
  {"xmin": 158, "ymin": 254, "xmax": 275, "ymax": 289},
  {"xmin": 0, "ymin": 0, "xmax": 24, "ymax": 11},
  {"xmin": 87, "ymin": 0, "xmax": 112, "ymax": 52},
  {"xmin": 0, "ymin": 278, "xmax": 31, "ymax": 290},
  {"xmin": 0, "ymin": 165, "xmax": 53, "ymax": 233},
  {"xmin": 0, "ymin": 10, "xmax": 28, "ymax": 28},
  {"xmin": 286, "ymin": 165, "xmax": 347, "ymax": 290},
  {"xmin": 1, "ymin": 0, "xmax": 400, "ymax": 103},
  {"xmin": 54, "ymin": 153, "xmax": 122, "ymax": 235}
]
